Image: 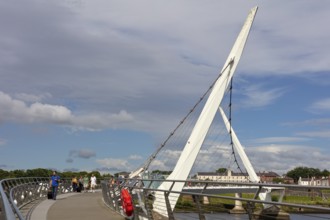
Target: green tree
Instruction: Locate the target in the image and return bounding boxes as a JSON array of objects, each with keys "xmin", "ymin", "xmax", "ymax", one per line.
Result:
[
  {"xmin": 286, "ymin": 167, "xmax": 323, "ymax": 183},
  {"xmin": 102, "ymin": 173, "xmax": 113, "ymax": 178},
  {"xmin": 11, "ymin": 169, "xmax": 26, "ymax": 178},
  {"xmin": 61, "ymin": 171, "xmax": 75, "ymax": 179},
  {"xmin": 151, "ymin": 170, "xmax": 171, "ymax": 175},
  {"xmin": 26, "ymin": 168, "xmax": 51, "ymax": 177},
  {"xmin": 78, "ymin": 171, "xmax": 88, "ymax": 177},
  {"xmin": 216, "ymin": 168, "xmax": 227, "ymax": 174},
  {"xmin": 0, "ymin": 169, "xmax": 10, "ymax": 179},
  {"xmin": 272, "ymin": 177, "xmax": 284, "ymax": 184},
  {"xmin": 321, "ymin": 169, "xmax": 330, "ymax": 177}
]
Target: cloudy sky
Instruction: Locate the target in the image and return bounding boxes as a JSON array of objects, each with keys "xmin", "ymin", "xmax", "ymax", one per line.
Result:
[{"xmin": 0, "ymin": 0, "xmax": 329, "ymax": 175}]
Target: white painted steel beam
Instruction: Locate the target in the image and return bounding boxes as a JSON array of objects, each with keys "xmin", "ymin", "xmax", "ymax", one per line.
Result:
[{"xmin": 219, "ymin": 107, "xmax": 259, "ymax": 182}]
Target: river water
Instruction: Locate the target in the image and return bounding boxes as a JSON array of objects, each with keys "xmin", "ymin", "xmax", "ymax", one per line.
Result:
[{"xmin": 175, "ymin": 213, "xmax": 330, "ymax": 219}]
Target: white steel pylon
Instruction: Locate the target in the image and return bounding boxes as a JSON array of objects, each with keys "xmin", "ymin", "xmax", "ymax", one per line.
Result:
[{"xmin": 153, "ymin": 6, "xmax": 259, "ymax": 217}]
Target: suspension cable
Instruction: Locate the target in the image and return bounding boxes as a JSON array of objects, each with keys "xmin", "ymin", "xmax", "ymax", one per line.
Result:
[
  {"xmin": 142, "ymin": 61, "xmax": 234, "ymax": 171},
  {"xmin": 228, "ymin": 79, "xmax": 249, "ymax": 179},
  {"xmin": 228, "ymin": 78, "xmax": 245, "ymax": 175}
]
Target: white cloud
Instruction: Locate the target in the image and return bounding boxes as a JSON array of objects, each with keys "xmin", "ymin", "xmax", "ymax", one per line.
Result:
[
  {"xmin": 296, "ymin": 130, "xmax": 330, "ymax": 138},
  {"xmin": 71, "ymin": 110, "xmax": 134, "ymax": 131},
  {"xmin": 239, "ymin": 84, "xmax": 285, "ymax": 109},
  {"xmin": 0, "ymin": 91, "xmax": 72, "ymax": 123},
  {"xmin": 252, "ymin": 137, "xmax": 310, "ymax": 144},
  {"xmin": 0, "ymin": 91, "xmax": 134, "ymax": 130},
  {"xmin": 14, "ymin": 93, "xmax": 51, "ymax": 103},
  {"xmin": 309, "ymin": 98, "xmax": 330, "ymax": 113},
  {"xmin": 246, "ymin": 145, "xmax": 330, "ymax": 174},
  {"xmin": 129, "ymin": 155, "xmax": 143, "ymax": 160},
  {"xmin": 147, "ymin": 149, "xmax": 182, "ymax": 171},
  {"xmin": 29, "ymin": 102, "xmax": 73, "ymax": 123},
  {"xmin": 147, "ymin": 159, "xmax": 168, "ymax": 171},
  {"xmin": 96, "ymin": 158, "xmax": 130, "ymax": 171},
  {"xmin": 282, "ymin": 118, "xmax": 330, "ymax": 127}
]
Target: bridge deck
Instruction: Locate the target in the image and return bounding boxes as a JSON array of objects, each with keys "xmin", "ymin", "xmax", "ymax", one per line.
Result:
[{"xmin": 30, "ymin": 190, "xmax": 124, "ymax": 220}]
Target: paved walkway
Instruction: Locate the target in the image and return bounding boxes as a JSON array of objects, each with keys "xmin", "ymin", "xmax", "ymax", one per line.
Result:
[{"xmin": 30, "ymin": 191, "xmax": 124, "ymax": 220}]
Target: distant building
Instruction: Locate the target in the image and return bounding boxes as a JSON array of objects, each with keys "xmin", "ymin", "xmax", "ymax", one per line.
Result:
[
  {"xmin": 298, "ymin": 176, "xmax": 330, "ymax": 186},
  {"xmin": 257, "ymin": 171, "xmax": 280, "ymax": 183},
  {"xmin": 196, "ymin": 170, "xmax": 249, "ymax": 182},
  {"xmin": 320, "ymin": 177, "xmax": 330, "ymax": 186},
  {"xmin": 196, "ymin": 170, "xmax": 280, "ymax": 183},
  {"xmin": 116, "ymin": 171, "xmax": 130, "ymax": 178},
  {"xmin": 298, "ymin": 177, "xmax": 310, "ymax": 186},
  {"xmin": 281, "ymin": 176, "xmax": 294, "ymax": 184}
]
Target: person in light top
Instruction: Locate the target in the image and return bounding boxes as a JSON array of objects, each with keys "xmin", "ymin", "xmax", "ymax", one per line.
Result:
[{"xmin": 90, "ymin": 174, "xmax": 97, "ymax": 192}]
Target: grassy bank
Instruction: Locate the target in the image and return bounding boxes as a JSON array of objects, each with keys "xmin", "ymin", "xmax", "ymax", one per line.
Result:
[{"xmin": 175, "ymin": 193, "xmax": 330, "ymax": 213}]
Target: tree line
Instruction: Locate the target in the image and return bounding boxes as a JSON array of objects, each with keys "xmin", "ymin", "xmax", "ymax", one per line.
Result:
[
  {"xmin": 0, "ymin": 168, "xmax": 113, "ymax": 180},
  {"xmin": 285, "ymin": 166, "xmax": 330, "ymax": 183}
]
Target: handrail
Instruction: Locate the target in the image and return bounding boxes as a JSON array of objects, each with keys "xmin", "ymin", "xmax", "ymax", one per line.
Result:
[
  {"xmin": 101, "ymin": 178, "xmax": 330, "ymax": 220},
  {"xmin": 0, "ymin": 180, "xmax": 16, "ymax": 220},
  {"xmin": 136, "ymin": 178, "xmax": 330, "ymax": 190},
  {"xmin": 0, "ymin": 177, "xmax": 73, "ymax": 220}
]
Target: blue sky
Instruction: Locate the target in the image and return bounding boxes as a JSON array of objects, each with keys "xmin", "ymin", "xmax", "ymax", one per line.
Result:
[{"xmin": 0, "ymin": 0, "xmax": 329, "ymax": 175}]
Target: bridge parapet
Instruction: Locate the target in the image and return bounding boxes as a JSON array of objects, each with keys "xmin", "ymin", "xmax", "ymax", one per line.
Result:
[
  {"xmin": 101, "ymin": 178, "xmax": 330, "ymax": 220},
  {"xmin": 0, "ymin": 177, "xmax": 72, "ymax": 220}
]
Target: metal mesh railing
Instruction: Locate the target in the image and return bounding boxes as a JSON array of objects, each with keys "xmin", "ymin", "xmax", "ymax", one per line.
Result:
[
  {"xmin": 0, "ymin": 177, "xmax": 73, "ymax": 220},
  {"xmin": 101, "ymin": 178, "xmax": 330, "ymax": 220}
]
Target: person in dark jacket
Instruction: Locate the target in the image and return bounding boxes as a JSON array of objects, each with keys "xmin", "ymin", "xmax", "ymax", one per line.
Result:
[{"xmin": 51, "ymin": 171, "xmax": 60, "ymax": 200}]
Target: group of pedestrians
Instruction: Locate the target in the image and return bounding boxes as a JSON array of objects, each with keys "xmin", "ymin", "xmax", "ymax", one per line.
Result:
[
  {"xmin": 50, "ymin": 171, "xmax": 98, "ymax": 200},
  {"xmin": 71, "ymin": 174, "xmax": 97, "ymax": 193}
]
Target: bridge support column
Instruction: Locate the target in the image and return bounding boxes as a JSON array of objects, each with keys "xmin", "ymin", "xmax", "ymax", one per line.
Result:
[
  {"xmin": 229, "ymin": 193, "xmax": 246, "ymax": 214},
  {"xmin": 202, "ymin": 196, "xmax": 209, "ymax": 204}
]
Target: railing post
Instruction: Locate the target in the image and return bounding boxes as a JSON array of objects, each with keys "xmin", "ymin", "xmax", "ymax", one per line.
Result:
[
  {"xmin": 143, "ymin": 189, "xmax": 154, "ymax": 220},
  {"xmin": 194, "ymin": 195, "xmax": 205, "ymax": 220},
  {"xmin": 107, "ymin": 186, "xmax": 115, "ymax": 210},
  {"xmin": 113, "ymin": 185, "xmax": 121, "ymax": 212},
  {"xmin": 246, "ymin": 201, "xmax": 254, "ymax": 220},
  {"xmin": 164, "ymin": 191, "xmax": 175, "ymax": 220},
  {"xmin": 229, "ymin": 193, "xmax": 246, "ymax": 214}
]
